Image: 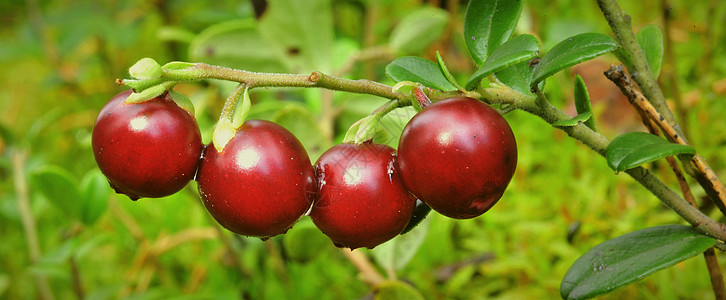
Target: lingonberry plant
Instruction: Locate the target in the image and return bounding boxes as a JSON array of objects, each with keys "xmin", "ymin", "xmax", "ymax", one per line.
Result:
[{"xmin": 89, "ymin": 0, "xmax": 726, "ymax": 298}]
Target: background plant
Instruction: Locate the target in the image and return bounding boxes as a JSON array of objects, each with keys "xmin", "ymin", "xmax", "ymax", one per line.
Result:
[{"xmin": 1, "ymin": 0, "xmax": 726, "ymax": 299}]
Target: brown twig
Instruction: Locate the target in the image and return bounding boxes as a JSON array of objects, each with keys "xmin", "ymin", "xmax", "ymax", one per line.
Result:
[
  {"xmin": 705, "ymin": 247, "xmax": 726, "ymax": 300},
  {"xmin": 609, "ymin": 64, "xmax": 726, "ymax": 299},
  {"xmin": 604, "ymin": 65, "xmax": 726, "ymax": 215}
]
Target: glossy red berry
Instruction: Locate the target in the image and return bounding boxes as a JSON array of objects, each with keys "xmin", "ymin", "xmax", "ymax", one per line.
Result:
[
  {"xmin": 196, "ymin": 120, "xmax": 315, "ymax": 238},
  {"xmin": 310, "ymin": 142, "xmax": 416, "ymax": 249},
  {"xmin": 92, "ymin": 90, "xmax": 203, "ymax": 200},
  {"xmin": 397, "ymin": 97, "xmax": 517, "ymax": 219}
]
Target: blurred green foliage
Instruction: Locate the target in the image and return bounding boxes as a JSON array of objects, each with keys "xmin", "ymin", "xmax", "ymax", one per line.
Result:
[{"xmin": 1, "ymin": 0, "xmax": 725, "ymax": 299}]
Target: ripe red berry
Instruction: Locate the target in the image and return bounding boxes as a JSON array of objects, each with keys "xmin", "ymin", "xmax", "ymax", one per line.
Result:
[
  {"xmin": 397, "ymin": 97, "xmax": 517, "ymax": 219},
  {"xmin": 92, "ymin": 90, "xmax": 203, "ymax": 200},
  {"xmin": 310, "ymin": 142, "xmax": 416, "ymax": 249},
  {"xmin": 196, "ymin": 120, "xmax": 315, "ymax": 238}
]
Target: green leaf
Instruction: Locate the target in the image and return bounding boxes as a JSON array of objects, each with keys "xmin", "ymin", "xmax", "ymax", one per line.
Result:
[
  {"xmin": 435, "ymin": 51, "xmax": 464, "ymax": 91},
  {"xmin": 79, "ymin": 170, "xmax": 109, "ymax": 225},
  {"xmin": 553, "ymin": 111, "xmax": 593, "ymax": 127},
  {"xmin": 385, "ymin": 57, "xmax": 456, "ymax": 91},
  {"xmin": 532, "ymin": 33, "xmax": 618, "ymax": 87},
  {"xmin": 258, "ymin": 0, "xmax": 334, "ymax": 72},
  {"xmin": 30, "ymin": 166, "xmax": 81, "ymax": 219},
  {"xmin": 374, "ymin": 281, "xmax": 424, "ymax": 300},
  {"xmin": 169, "ymin": 90, "xmax": 195, "ymax": 117},
  {"xmin": 372, "ymin": 217, "xmax": 430, "ymax": 271},
  {"xmin": 606, "ymin": 132, "xmax": 695, "ymax": 172},
  {"xmin": 561, "ymin": 225, "xmax": 716, "ymax": 300},
  {"xmin": 125, "ymin": 84, "xmax": 166, "ymax": 104},
  {"xmin": 389, "ymin": 7, "xmax": 449, "ymax": 54},
  {"xmin": 128, "ymin": 58, "xmax": 163, "ymax": 80},
  {"xmin": 466, "ymin": 34, "xmax": 540, "ymax": 90},
  {"xmin": 573, "ymin": 75, "xmax": 598, "ymax": 131},
  {"xmin": 636, "ymin": 25, "xmax": 664, "ymax": 78},
  {"xmin": 189, "ymin": 19, "xmax": 287, "ymax": 73},
  {"xmin": 494, "ymin": 60, "xmax": 536, "ymax": 95},
  {"xmin": 464, "ymin": 0, "xmax": 523, "ymax": 65}
]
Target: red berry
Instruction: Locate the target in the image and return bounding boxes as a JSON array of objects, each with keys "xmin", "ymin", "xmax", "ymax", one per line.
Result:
[
  {"xmin": 92, "ymin": 90, "xmax": 203, "ymax": 200},
  {"xmin": 397, "ymin": 97, "xmax": 517, "ymax": 219},
  {"xmin": 196, "ymin": 120, "xmax": 315, "ymax": 238},
  {"xmin": 310, "ymin": 142, "xmax": 416, "ymax": 249}
]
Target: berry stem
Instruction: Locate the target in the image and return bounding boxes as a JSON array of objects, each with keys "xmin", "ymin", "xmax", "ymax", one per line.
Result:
[{"xmin": 121, "ymin": 62, "xmax": 476, "ymax": 103}]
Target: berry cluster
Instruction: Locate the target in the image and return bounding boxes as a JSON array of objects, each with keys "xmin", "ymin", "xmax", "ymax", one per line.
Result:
[{"xmin": 93, "ymin": 92, "xmax": 517, "ymax": 249}]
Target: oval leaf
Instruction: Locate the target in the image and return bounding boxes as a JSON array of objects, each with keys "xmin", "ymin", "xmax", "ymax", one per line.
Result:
[
  {"xmin": 636, "ymin": 25, "xmax": 664, "ymax": 78},
  {"xmin": 30, "ymin": 166, "xmax": 81, "ymax": 219},
  {"xmin": 494, "ymin": 60, "xmax": 536, "ymax": 95},
  {"xmin": 532, "ymin": 33, "xmax": 618, "ymax": 87},
  {"xmin": 390, "ymin": 7, "xmax": 449, "ymax": 54},
  {"xmin": 385, "ymin": 57, "xmax": 457, "ymax": 91},
  {"xmin": 464, "ymin": 0, "xmax": 523, "ymax": 65},
  {"xmin": 372, "ymin": 217, "xmax": 430, "ymax": 271},
  {"xmin": 573, "ymin": 75, "xmax": 598, "ymax": 131},
  {"xmin": 189, "ymin": 19, "xmax": 287, "ymax": 73},
  {"xmin": 606, "ymin": 132, "xmax": 695, "ymax": 172},
  {"xmin": 257, "ymin": 0, "xmax": 334, "ymax": 72},
  {"xmin": 553, "ymin": 111, "xmax": 593, "ymax": 127},
  {"xmin": 466, "ymin": 34, "xmax": 540, "ymax": 90},
  {"xmin": 561, "ymin": 225, "xmax": 716, "ymax": 300},
  {"xmin": 436, "ymin": 51, "xmax": 464, "ymax": 91},
  {"xmin": 79, "ymin": 170, "xmax": 110, "ymax": 225}
]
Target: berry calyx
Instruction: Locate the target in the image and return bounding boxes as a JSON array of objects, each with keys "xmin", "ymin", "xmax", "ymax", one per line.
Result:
[
  {"xmin": 92, "ymin": 90, "xmax": 203, "ymax": 200},
  {"xmin": 196, "ymin": 120, "xmax": 315, "ymax": 238},
  {"xmin": 397, "ymin": 97, "xmax": 517, "ymax": 219},
  {"xmin": 310, "ymin": 142, "xmax": 416, "ymax": 249}
]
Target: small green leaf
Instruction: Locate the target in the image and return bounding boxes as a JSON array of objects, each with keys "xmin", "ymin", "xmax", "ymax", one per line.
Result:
[
  {"xmin": 494, "ymin": 60, "xmax": 536, "ymax": 95},
  {"xmin": 343, "ymin": 115, "xmax": 378, "ymax": 144},
  {"xmin": 561, "ymin": 225, "xmax": 716, "ymax": 300},
  {"xmin": 125, "ymin": 84, "xmax": 166, "ymax": 104},
  {"xmin": 606, "ymin": 132, "xmax": 695, "ymax": 172},
  {"xmin": 532, "ymin": 33, "xmax": 618, "ymax": 87},
  {"xmin": 435, "ymin": 51, "xmax": 464, "ymax": 91},
  {"xmin": 162, "ymin": 61, "xmax": 196, "ymax": 70},
  {"xmin": 385, "ymin": 57, "xmax": 456, "ymax": 91},
  {"xmin": 464, "ymin": 0, "xmax": 523, "ymax": 65},
  {"xmin": 230, "ymin": 84, "xmax": 251, "ymax": 129},
  {"xmin": 258, "ymin": 0, "xmax": 334, "ymax": 72},
  {"xmin": 79, "ymin": 170, "xmax": 109, "ymax": 225},
  {"xmin": 636, "ymin": 25, "xmax": 664, "ymax": 78},
  {"xmin": 189, "ymin": 19, "xmax": 287, "ymax": 73},
  {"xmin": 573, "ymin": 75, "xmax": 599, "ymax": 131},
  {"xmin": 372, "ymin": 217, "xmax": 430, "ymax": 271},
  {"xmin": 169, "ymin": 90, "xmax": 195, "ymax": 117},
  {"xmin": 374, "ymin": 281, "xmax": 425, "ymax": 300},
  {"xmin": 553, "ymin": 111, "xmax": 593, "ymax": 127},
  {"xmin": 389, "ymin": 7, "xmax": 449, "ymax": 54},
  {"xmin": 466, "ymin": 34, "xmax": 540, "ymax": 90},
  {"xmin": 30, "ymin": 166, "xmax": 81, "ymax": 219},
  {"xmin": 129, "ymin": 58, "xmax": 163, "ymax": 80}
]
